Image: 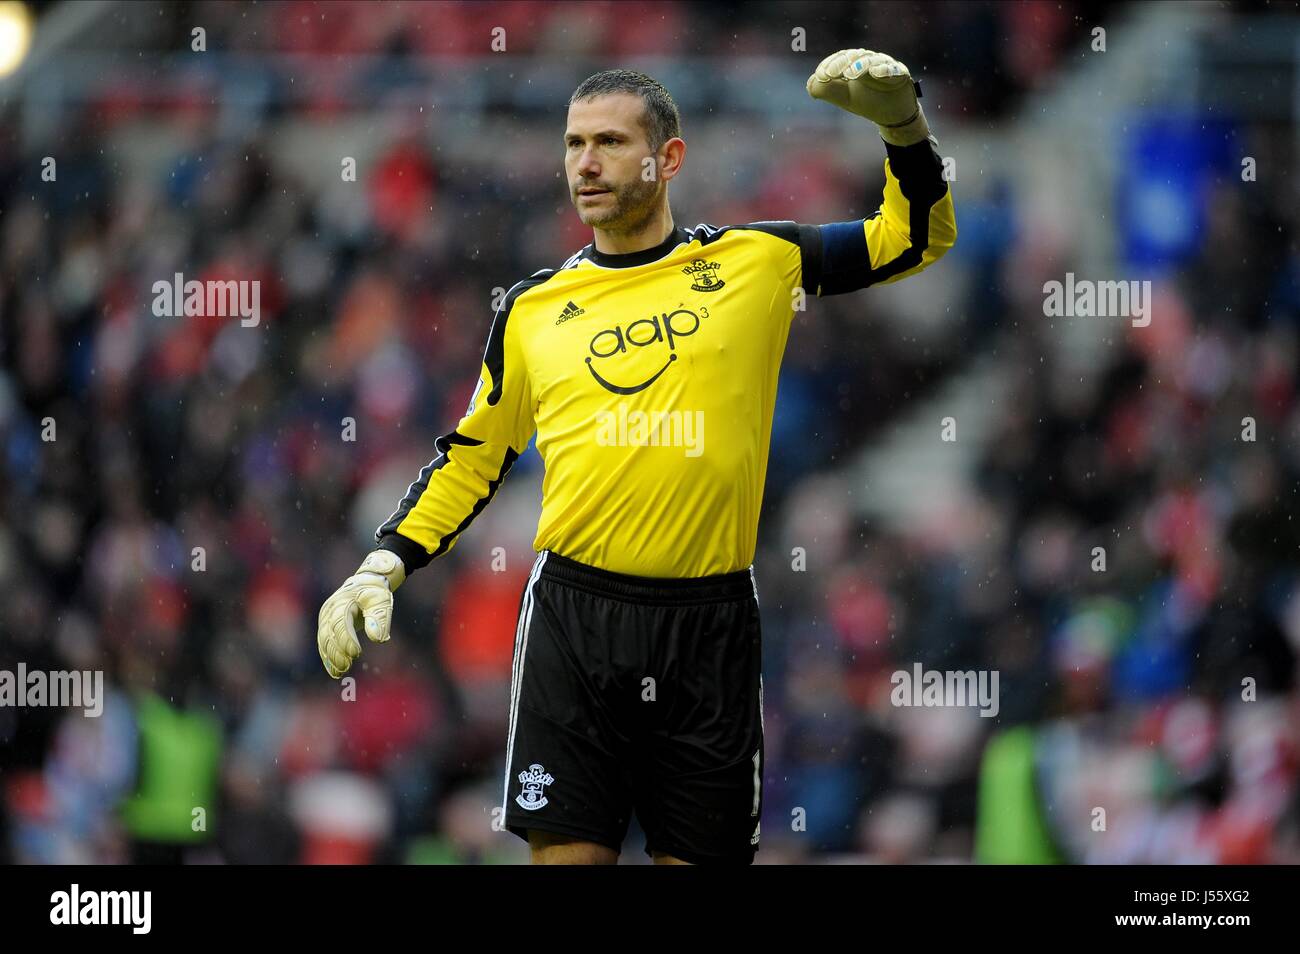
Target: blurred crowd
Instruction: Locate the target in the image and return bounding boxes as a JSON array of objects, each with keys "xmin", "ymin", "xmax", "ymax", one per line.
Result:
[
  {"xmin": 1, "ymin": 0, "xmax": 1297, "ymax": 864},
  {"xmin": 115, "ymin": 0, "xmax": 1104, "ymax": 118}
]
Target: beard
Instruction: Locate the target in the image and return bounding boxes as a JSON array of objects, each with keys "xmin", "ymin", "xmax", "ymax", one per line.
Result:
[{"xmin": 572, "ymin": 175, "xmax": 661, "ymax": 232}]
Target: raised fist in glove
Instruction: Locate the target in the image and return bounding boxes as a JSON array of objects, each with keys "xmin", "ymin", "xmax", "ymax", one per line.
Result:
[
  {"xmin": 317, "ymin": 549, "xmax": 406, "ymax": 678},
  {"xmin": 806, "ymin": 48, "xmax": 930, "ymax": 146}
]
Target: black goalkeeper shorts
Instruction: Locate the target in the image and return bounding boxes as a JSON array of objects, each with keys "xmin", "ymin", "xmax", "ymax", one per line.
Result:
[{"xmin": 502, "ymin": 550, "xmax": 764, "ymax": 864}]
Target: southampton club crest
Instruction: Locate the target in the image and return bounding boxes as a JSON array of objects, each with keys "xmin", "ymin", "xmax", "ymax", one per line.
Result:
[
  {"xmin": 682, "ymin": 258, "xmax": 725, "ymax": 293},
  {"xmin": 515, "ymin": 763, "xmax": 554, "ymax": 811}
]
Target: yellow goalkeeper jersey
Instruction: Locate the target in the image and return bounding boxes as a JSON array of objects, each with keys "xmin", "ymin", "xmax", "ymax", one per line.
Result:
[{"xmin": 377, "ymin": 137, "xmax": 956, "ymax": 578}]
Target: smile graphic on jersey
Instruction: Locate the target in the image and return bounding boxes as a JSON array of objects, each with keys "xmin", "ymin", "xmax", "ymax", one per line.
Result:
[{"xmin": 586, "ymin": 307, "xmax": 706, "ymax": 395}]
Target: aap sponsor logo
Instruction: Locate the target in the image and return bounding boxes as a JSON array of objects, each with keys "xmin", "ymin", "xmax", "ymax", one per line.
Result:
[{"xmin": 585, "ymin": 306, "xmax": 709, "ymax": 395}]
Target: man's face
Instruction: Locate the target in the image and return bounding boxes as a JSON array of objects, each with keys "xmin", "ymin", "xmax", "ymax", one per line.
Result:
[{"xmin": 564, "ymin": 93, "xmax": 663, "ymax": 231}]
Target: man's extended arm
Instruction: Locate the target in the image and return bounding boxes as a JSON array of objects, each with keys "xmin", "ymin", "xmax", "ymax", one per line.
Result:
[
  {"xmin": 800, "ymin": 48, "xmax": 957, "ymax": 297},
  {"xmin": 316, "ymin": 281, "xmax": 538, "ymax": 678}
]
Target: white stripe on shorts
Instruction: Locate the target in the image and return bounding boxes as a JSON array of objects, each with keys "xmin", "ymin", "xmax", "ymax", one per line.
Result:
[{"xmin": 501, "ymin": 550, "xmax": 549, "ymax": 817}]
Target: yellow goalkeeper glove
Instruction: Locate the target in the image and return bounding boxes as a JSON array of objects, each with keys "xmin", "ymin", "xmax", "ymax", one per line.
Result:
[
  {"xmin": 316, "ymin": 549, "xmax": 406, "ymax": 678},
  {"xmin": 806, "ymin": 48, "xmax": 931, "ymax": 146}
]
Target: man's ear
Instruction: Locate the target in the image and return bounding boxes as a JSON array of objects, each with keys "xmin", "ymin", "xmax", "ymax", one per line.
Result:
[{"xmin": 659, "ymin": 137, "xmax": 686, "ymax": 182}]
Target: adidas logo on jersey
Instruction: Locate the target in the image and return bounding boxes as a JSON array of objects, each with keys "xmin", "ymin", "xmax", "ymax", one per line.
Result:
[{"xmin": 555, "ymin": 300, "xmax": 586, "ymax": 325}]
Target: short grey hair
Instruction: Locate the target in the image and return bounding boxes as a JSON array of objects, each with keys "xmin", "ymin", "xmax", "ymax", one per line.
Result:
[{"xmin": 569, "ymin": 69, "xmax": 682, "ymax": 151}]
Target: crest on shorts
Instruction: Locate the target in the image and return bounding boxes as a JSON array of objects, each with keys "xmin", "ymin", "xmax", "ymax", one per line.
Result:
[{"xmin": 515, "ymin": 763, "xmax": 554, "ymax": 811}]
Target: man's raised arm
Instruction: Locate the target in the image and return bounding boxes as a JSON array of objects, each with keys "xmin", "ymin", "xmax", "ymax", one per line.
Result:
[{"xmin": 800, "ymin": 48, "xmax": 957, "ymax": 297}]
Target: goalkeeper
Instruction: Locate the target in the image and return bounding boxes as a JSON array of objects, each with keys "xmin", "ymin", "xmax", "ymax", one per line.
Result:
[{"xmin": 318, "ymin": 49, "xmax": 955, "ymax": 864}]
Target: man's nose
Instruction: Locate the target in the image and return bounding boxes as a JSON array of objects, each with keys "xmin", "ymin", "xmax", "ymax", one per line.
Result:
[{"xmin": 576, "ymin": 149, "xmax": 601, "ymax": 176}]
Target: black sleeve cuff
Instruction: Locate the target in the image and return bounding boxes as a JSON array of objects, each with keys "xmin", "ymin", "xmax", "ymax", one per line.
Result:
[
  {"xmin": 376, "ymin": 532, "xmax": 431, "ymax": 577},
  {"xmin": 882, "ymin": 136, "xmax": 947, "ymax": 202}
]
